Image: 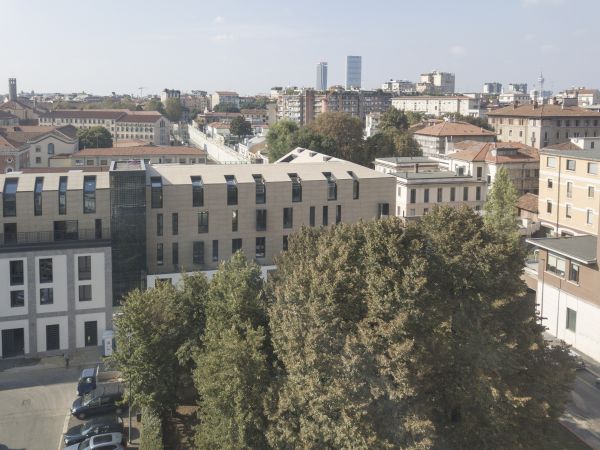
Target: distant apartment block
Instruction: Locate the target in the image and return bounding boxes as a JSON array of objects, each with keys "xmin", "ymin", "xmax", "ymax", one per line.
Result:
[
  {"xmin": 498, "ymin": 91, "xmax": 531, "ymax": 105},
  {"xmin": 417, "ymin": 71, "xmax": 455, "ymax": 95},
  {"xmin": 560, "ymin": 88, "xmax": 600, "ymax": 108},
  {"xmin": 391, "ymin": 96, "xmax": 481, "ymax": 118},
  {"xmin": 160, "ymin": 88, "xmax": 181, "ymax": 103},
  {"xmin": 505, "ymin": 83, "xmax": 528, "ymax": 94},
  {"xmin": 413, "ymin": 121, "xmax": 496, "ymax": 156},
  {"xmin": 211, "ymin": 91, "xmax": 240, "ymax": 109},
  {"xmin": 381, "ymin": 79, "xmax": 416, "ymax": 94},
  {"xmin": 346, "ymin": 56, "xmax": 362, "ymax": 89},
  {"xmin": 0, "ymin": 111, "xmax": 19, "ymax": 127},
  {"xmin": 487, "ymin": 102, "xmax": 600, "ymax": 149},
  {"xmin": 316, "ymin": 62, "xmax": 328, "ymax": 91},
  {"xmin": 39, "ymin": 110, "xmax": 170, "ymax": 145},
  {"xmin": 482, "ymin": 82, "xmax": 502, "ymax": 95}
]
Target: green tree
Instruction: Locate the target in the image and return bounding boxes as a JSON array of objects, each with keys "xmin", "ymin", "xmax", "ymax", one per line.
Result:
[
  {"xmin": 267, "ymin": 119, "xmax": 300, "ymax": 161},
  {"xmin": 393, "ymin": 132, "xmax": 422, "ymax": 157},
  {"xmin": 77, "ymin": 126, "xmax": 113, "ymax": 149},
  {"xmin": 362, "ymin": 132, "xmax": 397, "ymax": 165},
  {"xmin": 379, "ymin": 107, "xmax": 409, "ymax": 133},
  {"xmin": 446, "ymin": 113, "xmax": 494, "ymax": 131},
  {"xmin": 213, "ymin": 103, "xmax": 241, "ymax": 113},
  {"xmin": 165, "ymin": 98, "xmax": 183, "ymax": 122},
  {"xmin": 267, "ymin": 209, "xmax": 575, "ymax": 449},
  {"xmin": 194, "ymin": 253, "xmax": 271, "ymax": 449},
  {"xmin": 406, "ymin": 111, "xmax": 425, "ymax": 126},
  {"xmin": 293, "ymin": 126, "xmax": 337, "ymax": 156},
  {"xmin": 484, "ymin": 166, "xmax": 519, "ymax": 238},
  {"xmin": 309, "ymin": 112, "xmax": 364, "ymax": 162},
  {"xmin": 144, "ymin": 98, "xmax": 166, "ymax": 115},
  {"xmin": 230, "ymin": 116, "xmax": 253, "ymax": 140}
]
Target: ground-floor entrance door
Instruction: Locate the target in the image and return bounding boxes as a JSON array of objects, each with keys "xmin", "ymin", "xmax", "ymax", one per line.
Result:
[
  {"xmin": 2, "ymin": 328, "xmax": 25, "ymax": 357},
  {"xmin": 84, "ymin": 321, "xmax": 97, "ymax": 347},
  {"xmin": 46, "ymin": 324, "xmax": 60, "ymax": 351}
]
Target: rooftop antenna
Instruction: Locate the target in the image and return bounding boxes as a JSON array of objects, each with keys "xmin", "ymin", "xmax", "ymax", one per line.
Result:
[
  {"xmin": 138, "ymin": 87, "xmax": 147, "ymax": 98},
  {"xmin": 538, "ymin": 72, "xmax": 545, "ymax": 101}
]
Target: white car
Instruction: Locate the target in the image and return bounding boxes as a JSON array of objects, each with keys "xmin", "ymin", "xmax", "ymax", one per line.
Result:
[{"xmin": 64, "ymin": 432, "xmax": 125, "ymax": 450}]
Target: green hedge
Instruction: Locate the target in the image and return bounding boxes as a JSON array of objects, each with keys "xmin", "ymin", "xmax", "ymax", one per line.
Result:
[{"xmin": 140, "ymin": 406, "xmax": 164, "ymax": 450}]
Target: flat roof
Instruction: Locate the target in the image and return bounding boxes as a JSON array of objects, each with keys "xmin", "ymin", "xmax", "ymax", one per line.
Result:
[
  {"xmin": 375, "ymin": 157, "xmax": 436, "ymax": 164},
  {"xmin": 526, "ymin": 235, "xmax": 597, "ymax": 264},
  {"xmin": 392, "ymin": 171, "xmax": 476, "ymax": 180}
]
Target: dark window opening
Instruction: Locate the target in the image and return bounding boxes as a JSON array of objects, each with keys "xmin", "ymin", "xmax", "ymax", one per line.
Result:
[{"xmin": 151, "ymin": 177, "xmax": 163, "ymax": 208}]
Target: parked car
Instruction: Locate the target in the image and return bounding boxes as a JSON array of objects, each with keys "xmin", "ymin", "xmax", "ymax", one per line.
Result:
[
  {"xmin": 569, "ymin": 350, "xmax": 586, "ymax": 370},
  {"xmin": 71, "ymin": 385, "xmax": 124, "ymax": 420},
  {"xmin": 77, "ymin": 367, "xmax": 98, "ymax": 396},
  {"xmin": 64, "ymin": 415, "xmax": 124, "ymax": 446},
  {"xmin": 64, "ymin": 432, "xmax": 125, "ymax": 450}
]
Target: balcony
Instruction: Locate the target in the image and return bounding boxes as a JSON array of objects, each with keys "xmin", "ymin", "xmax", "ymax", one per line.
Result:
[{"xmin": 0, "ymin": 228, "xmax": 110, "ymax": 248}]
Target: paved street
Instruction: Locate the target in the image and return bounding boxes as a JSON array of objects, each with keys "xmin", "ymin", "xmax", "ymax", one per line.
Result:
[
  {"xmin": 0, "ymin": 366, "xmax": 79, "ymax": 450},
  {"xmin": 562, "ymin": 368, "xmax": 600, "ymax": 449}
]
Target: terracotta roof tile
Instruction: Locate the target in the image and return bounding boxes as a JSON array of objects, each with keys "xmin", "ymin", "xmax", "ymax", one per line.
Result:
[
  {"xmin": 74, "ymin": 146, "xmax": 206, "ymax": 157},
  {"xmin": 517, "ymin": 193, "xmax": 539, "ymax": 213},
  {"xmin": 487, "ymin": 103, "xmax": 600, "ymax": 118},
  {"xmin": 414, "ymin": 121, "xmax": 496, "ymax": 137},
  {"xmin": 450, "ymin": 140, "xmax": 539, "ymax": 163}
]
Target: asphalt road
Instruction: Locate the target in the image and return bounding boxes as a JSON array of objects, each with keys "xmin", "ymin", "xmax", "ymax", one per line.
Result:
[
  {"xmin": 562, "ymin": 369, "xmax": 600, "ymax": 449},
  {"xmin": 0, "ymin": 366, "xmax": 79, "ymax": 450}
]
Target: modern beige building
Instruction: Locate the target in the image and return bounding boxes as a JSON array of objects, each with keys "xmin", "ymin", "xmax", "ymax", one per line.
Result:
[
  {"xmin": 391, "ymin": 96, "xmax": 480, "ymax": 118},
  {"xmin": 211, "ymin": 91, "xmax": 240, "ymax": 109},
  {"xmin": 417, "ymin": 71, "xmax": 455, "ymax": 95},
  {"xmin": 413, "ymin": 121, "xmax": 496, "ymax": 156},
  {"xmin": 487, "ymin": 102, "xmax": 600, "ymax": 149},
  {"xmin": 39, "ymin": 109, "xmax": 170, "ymax": 145}
]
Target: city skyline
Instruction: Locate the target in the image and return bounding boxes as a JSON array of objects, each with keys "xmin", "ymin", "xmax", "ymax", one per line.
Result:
[{"xmin": 1, "ymin": 0, "xmax": 600, "ymax": 96}]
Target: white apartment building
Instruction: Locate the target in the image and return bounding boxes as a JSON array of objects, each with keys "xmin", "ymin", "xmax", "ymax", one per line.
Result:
[
  {"xmin": 392, "ymin": 96, "xmax": 481, "ymax": 117},
  {"xmin": 381, "ymin": 79, "xmax": 416, "ymax": 94},
  {"xmin": 483, "ymin": 82, "xmax": 502, "ymax": 95},
  {"xmin": 413, "ymin": 121, "xmax": 496, "ymax": 156},
  {"xmin": 211, "ymin": 91, "xmax": 240, "ymax": 109},
  {"xmin": 498, "ymin": 92, "xmax": 531, "ymax": 105},
  {"xmin": 417, "ymin": 71, "xmax": 455, "ymax": 95}
]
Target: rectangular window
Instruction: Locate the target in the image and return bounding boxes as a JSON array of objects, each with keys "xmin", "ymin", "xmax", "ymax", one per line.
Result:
[
  {"xmin": 588, "ymin": 162, "xmax": 598, "ymax": 175},
  {"xmin": 256, "ymin": 237, "xmax": 266, "ymax": 258},
  {"xmin": 437, "ymin": 188, "xmax": 442, "ymax": 202},
  {"xmin": 547, "ymin": 201, "xmax": 552, "ymax": 214},
  {"xmin": 34, "ymin": 177, "xmax": 43, "ymax": 216},
  {"xmin": 3, "ymin": 178, "xmax": 18, "ymax": 217},
  {"xmin": 39, "ymin": 258, "xmax": 53, "ymax": 283},
  {"xmin": 476, "ymin": 167, "xmax": 482, "ymax": 180},
  {"xmin": 566, "ymin": 308, "xmax": 577, "ymax": 332},
  {"xmin": 225, "ymin": 175, "xmax": 238, "ymax": 205},
  {"xmin": 424, "ymin": 188, "xmax": 429, "ymax": 203},
  {"xmin": 172, "ymin": 213, "xmax": 178, "ymax": 235},
  {"xmin": 590, "ymin": 186, "xmax": 595, "ymax": 198},
  {"xmin": 309, "ymin": 206, "xmax": 316, "ymax": 227},
  {"xmin": 323, "ymin": 172, "xmax": 337, "ymax": 200},
  {"xmin": 322, "ymin": 206, "xmax": 328, "ymax": 226},
  {"xmin": 172, "ymin": 243, "xmax": 179, "ymax": 266},
  {"xmin": 476, "ymin": 186, "xmax": 481, "ymax": 201},
  {"xmin": 78, "ymin": 255, "xmax": 91, "ymax": 281},
  {"xmin": 587, "ymin": 209, "xmax": 593, "ymax": 225},
  {"xmin": 569, "ymin": 262, "xmax": 580, "ymax": 283},
  {"xmin": 450, "ymin": 187, "xmax": 456, "ymax": 202},
  {"xmin": 4, "ymin": 222, "xmax": 17, "ymax": 244},
  {"xmin": 193, "ymin": 241, "xmax": 205, "ymax": 265},
  {"xmin": 566, "ymin": 182, "xmax": 573, "ymax": 198},
  {"xmin": 348, "ymin": 171, "xmax": 359, "ymax": 199},
  {"xmin": 232, "ymin": 238, "xmax": 243, "ymax": 253},
  {"xmin": 463, "ymin": 187, "xmax": 469, "ymax": 201},
  {"xmin": 566, "ymin": 160, "xmax": 576, "ymax": 171},
  {"xmin": 191, "ymin": 176, "xmax": 204, "ymax": 207},
  {"xmin": 198, "ymin": 211, "xmax": 209, "ymax": 233},
  {"xmin": 566, "ymin": 204, "xmax": 572, "ymax": 218},
  {"xmin": 283, "ymin": 235, "xmax": 288, "ymax": 251},
  {"xmin": 10, "ymin": 260, "xmax": 24, "ymax": 285},
  {"xmin": 378, "ymin": 203, "xmax": 390, "ymax": 218},
  {"xmin": 283, "ymin": 207, "xmax": 293, "ymax": 228},
  {"xmin": 156, "ymin": 243, "xmax": 164, "ymax": 265},
  {"xmin": 40, "ymin": 287, "xmax": 54, "ymax": 305},
  {"xmin": 546, "ymin": 253, "xmax": 566, "ymax": 277},
  {"xmin": 83, "ymin": 176, "xmax": 96, "ymax": 213},
  {"xmin": 289, "ymin": 173, "xmax": 302, "ymax": 202},
  {"xmin": 151, "ymin": 177, "xmax": 163, "ymax": 208},
  {"xmin": 547, "ymin": 178, "xmax": 553, "ymax": 189},
  {"xmin": 547, "ymin": 157, "xmax": 556, "ymax": 168},
  {"xmin": 232, "ymin": 210, "xmax": 239, "ymax": 232},
  {"xmin": 157, "ymin": 214, "xmax": 163, "ymax": 236},
  {"xmin": 410, "ymin": 189, "xmax": 416, "ymax": 204},
  {"xmin": 336, "ymin": 205, "xmax": 342, "ymax": 224},
  {"xmin": 78, "ymin": 285, "xmax": 92, "ymax": 302},
  {"xmin": 256, "ymin": 209, "xmax": 267, "ymax": 231},
  {"xmin": 212, "ymin": 240, "xmax": 218, "ymax": 262},
  {"xmin": 253, "ymin": 174, "xmax": 266, "ymax": 204},
  {"xmin": 10, "ymin": 290, "xmax": 24, "ymax": 307}
]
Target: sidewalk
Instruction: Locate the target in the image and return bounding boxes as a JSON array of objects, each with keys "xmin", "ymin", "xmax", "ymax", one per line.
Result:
[{"xmin": 0, "ymin": 347, "xmax": 104, "ymax": 374}]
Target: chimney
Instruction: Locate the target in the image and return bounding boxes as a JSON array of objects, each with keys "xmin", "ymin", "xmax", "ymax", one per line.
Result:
[
  {"xmin": 532, "ymin": 100, "xmax": 538, "ymax": 109},
  {"xmin": 513, "ymin": 100, "xmax": 518, "ymax": 109},
  {"xmin": 415, "ymin": 163, "xmax": 419, "ymax": 173},
  {"xmin": 8, "ymin": 78, "xmax": 17, "ymax": 101}
]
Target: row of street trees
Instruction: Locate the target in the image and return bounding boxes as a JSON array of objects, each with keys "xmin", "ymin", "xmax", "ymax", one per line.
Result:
[
  {"xmin": 112, "ymin": 174, "xmax": 575, "ymax": 449},
  {"xmin": 267, "ymin": 108, "xmax": 422, "ymax": 166}
]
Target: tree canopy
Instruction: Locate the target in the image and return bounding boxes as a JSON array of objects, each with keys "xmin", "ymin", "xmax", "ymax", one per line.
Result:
[
  {"xmin": 164, "ymin": 98, "xmax": 183, "ymax": 122},
  {"xmin": 266, "ymin": 119, "xmax": 300, "ymax": 161},
  {"xmin": 484, "ymin": 166, "xmax": 520, "ymax": 238},
  {"xmin": 213, "ymin": 103, "xmax": 241, "ymax": 113},
  {"xmin": 144, "ymin": 98, "xmax": 166, "ymax": 115},
  {"xmin": 77, "ymin": 126, "xmax": 113, "ymax": 149},
  {"xmin": 230, "ymin": 116, "xmax": 253, "ymax": 139}
]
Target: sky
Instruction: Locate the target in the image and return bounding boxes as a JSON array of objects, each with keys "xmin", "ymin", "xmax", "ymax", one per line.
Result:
[{"xmin": 1, "ymin": 0, "xmax": 599, "ymax": 97}]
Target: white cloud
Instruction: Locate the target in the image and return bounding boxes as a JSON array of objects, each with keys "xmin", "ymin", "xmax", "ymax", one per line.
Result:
[
  {"xmin": 449, "ymin": 45, "xmax": 466, "ymax": 57},
  {"xmin": 210, "ymin": 33, "xmax": 235, "ymax": 43},
  {"xmin": 521, "ymin": 0, "xmax": 564, "ymax": 7},
  {"xmin": 214, "ymin": 16, "xmax": 224, "ymax": 24}
]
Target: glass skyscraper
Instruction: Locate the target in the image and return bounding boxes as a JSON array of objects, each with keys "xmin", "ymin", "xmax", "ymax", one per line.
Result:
[
  {"xmin": 346, "ymin": 55, "xmax": 362, "ymax": 89},
  {"xmin": 316, "ymin": 62, "xmax": 328, "ymax": 91}
]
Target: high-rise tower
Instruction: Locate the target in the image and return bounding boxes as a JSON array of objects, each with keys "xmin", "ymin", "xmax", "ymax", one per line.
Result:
[
  {"xmin": 8, "ymin": 78, "xmax": 17, "ymax": 101},
  {"xmin": 316, "ymin": 62, "xmax": 328, "ymax": 91},
  {"xmin": 346, "ymin": 56, "xmax": 362, "ymax": 89}
]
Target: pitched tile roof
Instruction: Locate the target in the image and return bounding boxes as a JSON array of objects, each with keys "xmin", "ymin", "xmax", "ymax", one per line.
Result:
[
  {"xmin": 117, "ymin": 112, "xmax": 163, "ymax": 123},
  {"xmin": 449, "ymin": 140, "xmax": 539, "ymax": 163},
  {"xmin": 542, "ymin": 141, "xmax": 583, "ymax": 151},
  {"xmin": 74, "ymin": 145, "xmax": 206, "ymax": 157},
  {"xmin": 487, "ymin": 103, "xmax": 600, "ymax": 118},
  {"xmin": 527, "ymin": 235, "xmax": 597, "ymax": 264},
  {"xmin": 0, "ymin": 125, "xmax": 78, "ymax": 148},
  {"xmin": 414, "ymin": 121, "xmax": 496, "ymax": 137},
  {"xmin": 517, "ymin": 193, "xmax": 539, "ymax": 213},
  {"xmin": 40, "ymin": 109, "xmax": 128, "ymax": 120}
]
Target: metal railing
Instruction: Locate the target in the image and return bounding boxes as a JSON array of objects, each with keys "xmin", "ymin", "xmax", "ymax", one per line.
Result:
[{"xmin": 0, "ymin": 228, "xmax": 110, "ymax": 247}]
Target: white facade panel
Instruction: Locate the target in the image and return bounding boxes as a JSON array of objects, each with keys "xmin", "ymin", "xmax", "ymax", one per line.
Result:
[
  {"xmin": 75, "ymin": 312, "xmax": 106, "ymax": 349},
  {"xmin": 74, "ymin": 253, "xmax": 106, "ymax": 310},
  {"xmin": 36, "ymin": 315, "xmax": 69, "ymax": 352},
  {"xmin": 0, "ymin": 257, "xmax": 28, "ymax": 317},
  {"xmin": 0, "ymin": 319, "xmax": 30, "ymax": 357},
  {"xmin": 35, "ymin": 255, "xmax": 68, "ymax": 314}
]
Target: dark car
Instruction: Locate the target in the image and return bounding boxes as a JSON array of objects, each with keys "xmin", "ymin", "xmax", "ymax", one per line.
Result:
[
  {"xmin": 64, "ymin": 415, "xmax": 124, "ymax": 446},
  {"xmin": 71, "ymin": 385, "xmax": 124, "ymax": 420},
  {"xmin": 77, "ymin": 367, "xmax": 98, "ymax": 396}
]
